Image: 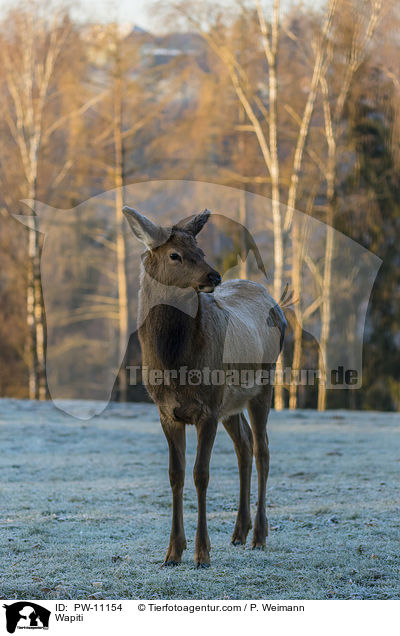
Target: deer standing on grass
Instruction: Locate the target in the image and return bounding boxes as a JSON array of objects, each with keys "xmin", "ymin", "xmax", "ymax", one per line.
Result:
[{"xmin": 123, "ymin": 206, "xmax": 286, "ymax": 567}]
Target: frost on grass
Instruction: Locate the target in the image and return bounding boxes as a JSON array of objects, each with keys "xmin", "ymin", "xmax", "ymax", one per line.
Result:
[{"xmin": 0, "ymin": 399, "xmax": 399, "ymax": 599}]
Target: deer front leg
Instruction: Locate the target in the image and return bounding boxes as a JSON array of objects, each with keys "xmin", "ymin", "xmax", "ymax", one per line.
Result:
[
  {"xmin": 161, "ymin": 417, "xmax": 186, "ymax": 566},
  {"xmin": 193, "ymin": 417, "xmax": 218, "ymax": 567}
]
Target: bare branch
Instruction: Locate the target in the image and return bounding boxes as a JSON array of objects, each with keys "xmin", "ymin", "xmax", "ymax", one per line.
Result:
[{"xmin": 284, "ymin": 0, "xmax": 337, "ymax": 230}]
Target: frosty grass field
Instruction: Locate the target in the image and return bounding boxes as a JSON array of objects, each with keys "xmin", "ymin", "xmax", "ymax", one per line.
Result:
[{"xmin": 0, "ymin": 398, "xmax": 399, "ymax": 600}]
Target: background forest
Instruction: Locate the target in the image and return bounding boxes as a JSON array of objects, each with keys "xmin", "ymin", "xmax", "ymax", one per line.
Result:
[{"xmin": 0, "ymin": 0, "xmax": 399, "ymax": 411}]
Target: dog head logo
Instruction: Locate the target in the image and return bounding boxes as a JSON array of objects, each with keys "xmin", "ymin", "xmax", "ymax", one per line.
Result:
[{"xmin": 3, "ymin": 602, "xmax": 50, "ymax": 633}]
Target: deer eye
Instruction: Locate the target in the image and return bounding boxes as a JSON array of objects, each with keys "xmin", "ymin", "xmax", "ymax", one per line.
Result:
[{"xmin": 169, "ymin": 252, "xmax": 182, "ymax": 262}]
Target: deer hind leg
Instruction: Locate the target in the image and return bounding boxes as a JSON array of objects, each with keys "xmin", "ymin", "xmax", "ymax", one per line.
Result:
[
  {"xmin": 160, "ymin": 417, "xmax": 187, "ymax": 566},
  {"xmin": 247, "ymin": 384, "xmax": 273, "ymax": 548},
  {"xmin": 193, "ymin": 417, "xmax": 218, "ymax": 567},
  {"xmin": 223, "ymin": 413, "xmax": 253, "ymax": 545}
]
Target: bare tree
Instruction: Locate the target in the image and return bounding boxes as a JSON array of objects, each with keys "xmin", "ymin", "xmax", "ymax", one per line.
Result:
[
  {"xmin": 316, "ymin": 0, "xmax": 383, "ymax": 410},
  {"xmin": 101, "ymin": 24, "xmax": 130, "ymax": 402},
  {"xmin": 0, "ymin": 4, "xmax": 73, "ymax": 399},
  {"xmin": 285, "ymin": 0, "xmax": 337, "ymax": 409},
  {"xmin": 86, "ymin": 23, "xmax": 176, "ymax": 400},
  {"xmin": 175, "ymin": 0, "xmax": 339, "ymax": 408}
]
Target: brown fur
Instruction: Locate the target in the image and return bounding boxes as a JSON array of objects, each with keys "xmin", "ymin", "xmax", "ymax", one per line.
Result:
[{"xmin": 123, "ymin": 206, "xmax": 285, "ymax": 566}]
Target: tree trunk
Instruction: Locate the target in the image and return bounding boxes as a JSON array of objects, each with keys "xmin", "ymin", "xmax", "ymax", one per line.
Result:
[
  {"xmin": 113, "ymin": 42, "xmax": 128, "ymax": 403},
  {"xmin": 289, "ymin": 218, "xmax": 302, "ymax": 409},
  {"xmin": 26, "ymin": 183, "xmax": 47, "ymax": 400},
  {"xmin": 239, "ymin": 188, "xmax": 248, "ymax": 279},
  {"xmin": 318, "ymin": 210, "xmax": 334, "ymax": 411},
  {"xmin": 26, "ymin": 223, "xmax": 38, "ymax": 400},
  {"xmin": 318, "ymin": 90, "xmax": 335, "ymax": 411},
  {"xmin": 34, "ymin": 234, "xmax": 47, "ymax": 400},
  {"xmin": 263, "ymin": 1, "xmax": 285, "ymax": 410},
  {"xmin": 285, "ymin": 0, "xmax": 337, "ymax": 409},
  {"xmin": 317, "ymin": 0, "xmax": 382, "ymax": 410}
]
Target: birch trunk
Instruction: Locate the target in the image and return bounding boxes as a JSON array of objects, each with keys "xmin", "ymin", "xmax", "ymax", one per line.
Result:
[
  {"xmin": 257, "ymin": 0, "xmax": 284, "ymax": 409},
  {"xmin": 33, "ymin": 218, "xmax": 46, "ymax": 400},
  {"xmin": 112, "ymin": 35, "xmax": 129, "ymax": 403},
  {"xmin": 26, "ymin": 164, "xmax": 46, "ymax": 399},
  {"xmin": 285, "ymin": 0, "xmax": 337, "ymax": 409},
  {"xmin": 2, "ymin": 9, "xmax": 72, "ymax": 399},
  {"xmin": 288, "ymin": 219, "xmax": 302, "ymax": 409},
  {"xmin": 239, "ymin": 188, "xmax": 248, "ymax": 279},
  {"xmin": 317, "ymin": 1, "xmax": 382, "ymax": 410},
  {"xmin": 237, "ymin": 99, "xmax": 248, "ymax": 280},
  {"xmin": 318, "ymin": 69, "xmax": 336, "ymax": 411},
  {"xmin": 318, "ymin": 209, "xmax": 334, "ymax": 411},
  {"xmin": 26, "ymin": 220, "xmax": 38, "ymax": 400}
]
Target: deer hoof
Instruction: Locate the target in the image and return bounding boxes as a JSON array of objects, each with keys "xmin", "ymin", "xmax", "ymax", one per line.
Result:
[
  {"xmin": 231, "ymin": 521, "xmax": 251, "ymax": 545},
  {"xmin": 251, "ymin": 541, "xmax": 266, "ymax": 550},
  {"xmin": 196, "ymin": 561, "xmax": 211, "ymax": 569},
  {"xmin": 195, "ymin": 549, "xmax": 211, "ymax": 568},
  {"xmin": 162, "ymin": 559, "xmax": 181, "ymax": 567}
]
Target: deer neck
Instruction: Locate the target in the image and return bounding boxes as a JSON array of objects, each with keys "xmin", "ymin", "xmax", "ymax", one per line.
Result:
[{"xmin": 138, "ymin": 265, "xmax": 201, "ymax": 368}]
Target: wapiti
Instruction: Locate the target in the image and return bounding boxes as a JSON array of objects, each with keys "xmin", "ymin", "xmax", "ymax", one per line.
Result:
[{"xmin": 123, "ymin": 206, "xmax": 286, "ymax": 567}]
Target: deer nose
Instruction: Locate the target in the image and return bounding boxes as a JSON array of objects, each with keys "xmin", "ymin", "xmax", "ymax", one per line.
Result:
[{"xmin": 208, "ymin": 271, "xmax": 221, "ymax": 287}]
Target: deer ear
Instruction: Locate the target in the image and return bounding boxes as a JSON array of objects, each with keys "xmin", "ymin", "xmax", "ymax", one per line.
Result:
[
  {"xmin": 123, "ymin": 206, "xmax": 169, "ymax": 249},
  {"xmin": 179, "ymin": 209, "xmax": 211, "ymax": 237}
]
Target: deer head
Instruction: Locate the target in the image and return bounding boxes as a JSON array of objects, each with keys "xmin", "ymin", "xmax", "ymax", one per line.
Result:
[{"xmin": 123, "ymin": 206, "xmax": 222, "ymax": 293}]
